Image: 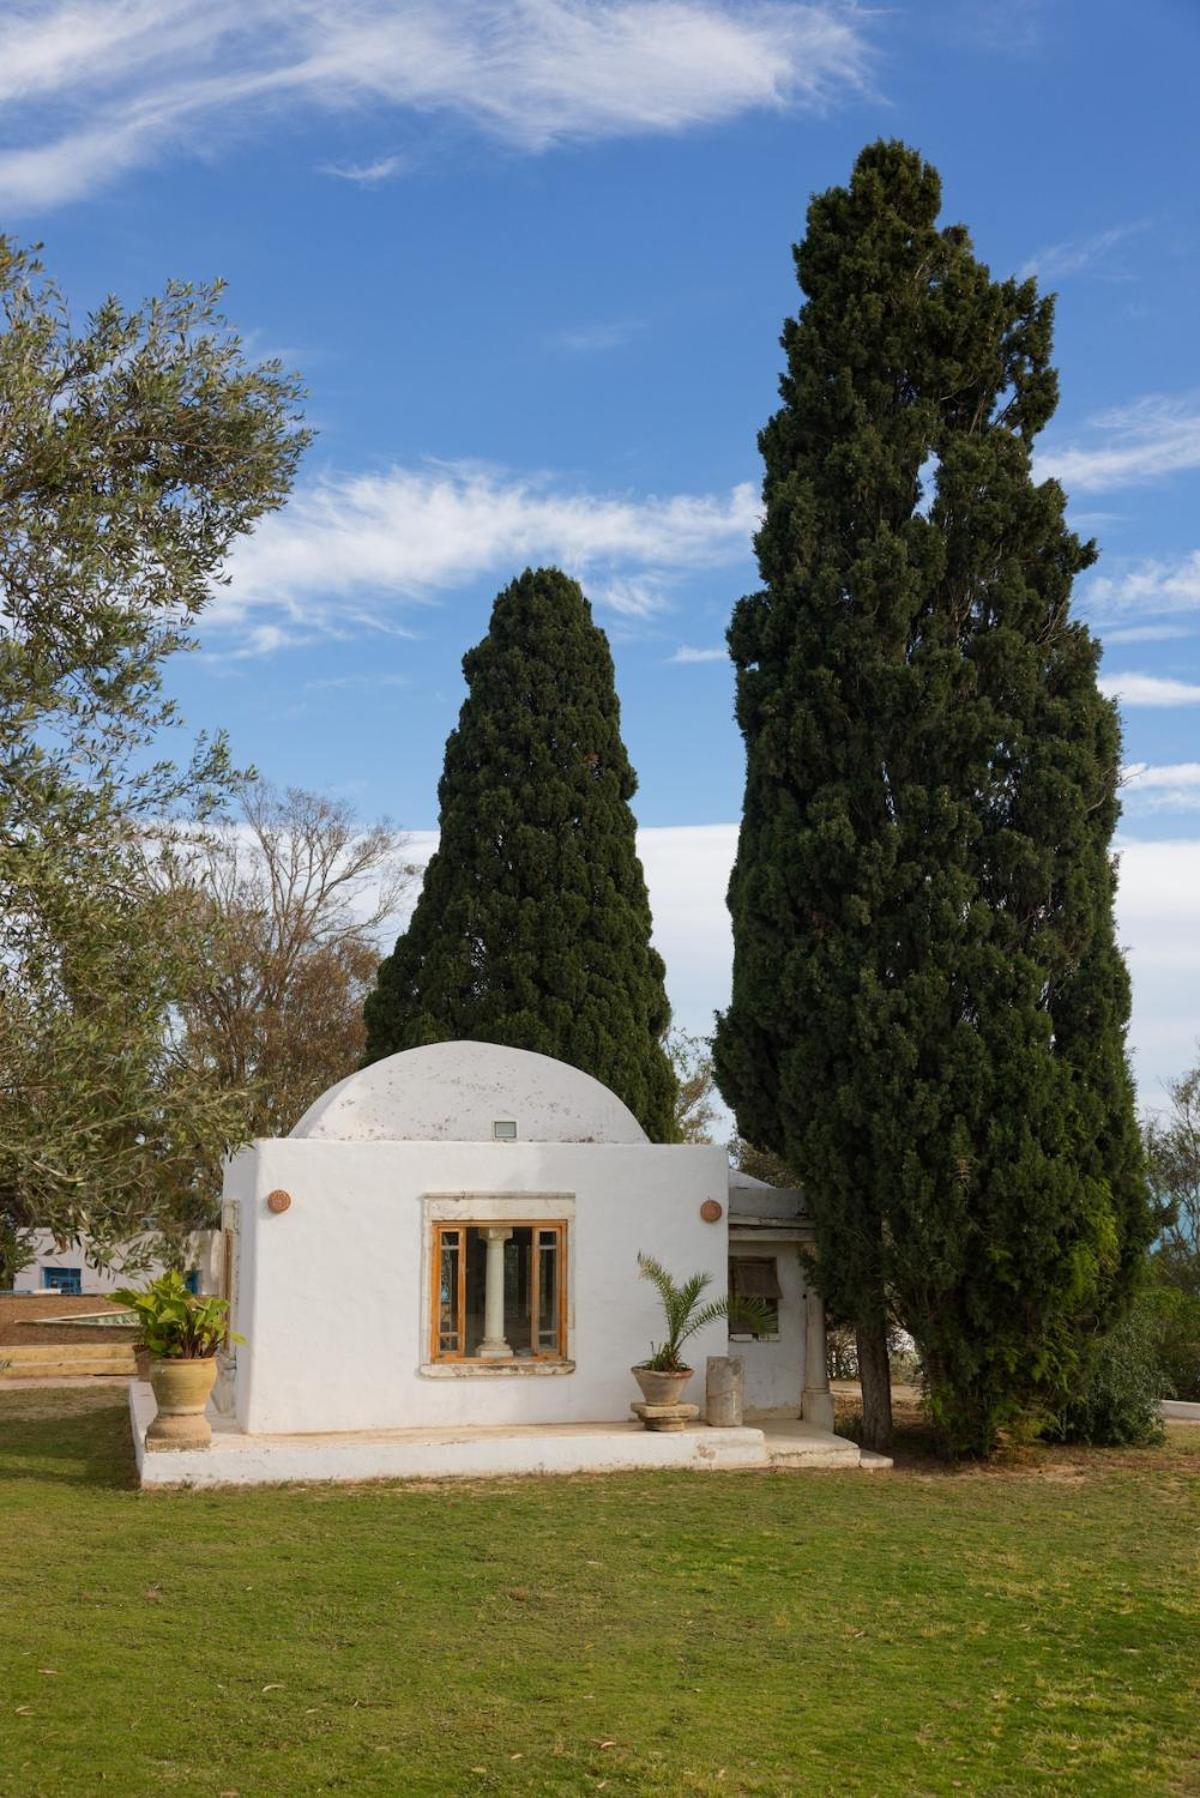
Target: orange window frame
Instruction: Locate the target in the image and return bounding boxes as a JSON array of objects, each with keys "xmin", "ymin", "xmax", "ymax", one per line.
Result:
[{"xmin": 429, "ymin": 1220, "xmax": 568, "ymax": 1363}]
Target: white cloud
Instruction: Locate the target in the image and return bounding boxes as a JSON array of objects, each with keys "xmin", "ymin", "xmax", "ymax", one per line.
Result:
[
  {"xmin": 1124, "ymin": 763, "xmax": 1200, "ymax": 791},
  {"xmin": 1099, "ymin": 672, "xmax": 1200, "ymax": 707},
  {"xmin": 321, "ymin": 154, "xmax": 407, "ymax": 184},
  {"xmin": 397, "ymin": 824, "xmax": 1200, "ymax": 1117},
  {"xmin": 1100, "ymin": 623, "xmax": 1194, "ymax": 645},
  {"xmin": 1039, "ymin": 396, "xmax": 1200, "ymax": 494},
  {"xmin": 304, "ymin": 671, "xmax": 411, "ymax": 692},
  {"xmin": 212, "ymin": 461, "xmax": 758, "ymax": 643},
  {"xmin": 641, "ymin": 827, "xmax": 1200, "ymax": 1119},
  {"xmin": 668, "ymin": 645, "xmax": 727, "ymax": 664},
  {"xmin": 1123, "ymin": 763, "xmax": 1200, "ymax": 814},
  {"xmin": 1019, "ymin": 221, "xmax": 1147, "ymax": 283},
  {"xmin": 1084, "ymin": 551, "xmax": 1200, "ymax": 620},
  {"xmin": 0, "ymin": 0, "xmax": 875, "ymax": 211},
  {"xmin": 1114, "ymin": 838, "xmax": 1200, "ymax": 1113},
  {"xmin": 553, "ymin": 320, "xmax": 642, "ymax": 353}
]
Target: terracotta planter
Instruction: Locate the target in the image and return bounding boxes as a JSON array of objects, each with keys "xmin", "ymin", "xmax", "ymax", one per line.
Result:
[
  {"xmin": 632, "ymin": 1365, "xmax": 692, "ymax": 1408},
  {"xmin": 147, "ymin": 1356, "xmax": 217, "ymax": 1450}
]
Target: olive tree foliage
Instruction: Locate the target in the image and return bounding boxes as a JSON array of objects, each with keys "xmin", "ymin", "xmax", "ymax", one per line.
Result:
[
  {"xmin": 0, "ymin": 239, "xmax": 309, "ymax": 1285},
  {"xmin": 1147, "ymin": 1062, "xmax": 1200, "ymax": 1294},
  {"xmin": 166, "ymin": 782, "xmax": 414, "ymax": 1145},
  {"xmin": 1144, "ymin": 1061, "xmax": 1200, "ymax": 1399},
  {"xmin": 667, "ymin": 1030, "xmax": 720, "ymax": 1143}
]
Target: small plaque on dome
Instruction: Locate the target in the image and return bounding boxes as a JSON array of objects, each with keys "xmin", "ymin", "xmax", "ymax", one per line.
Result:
[
  {"xmin": 266, "ymin": 1189, "xmax": 292, "ymax": 1215},
  {"xmin": 700, "ymin": 1198, "xmax": 723, "ymax": 1223}
]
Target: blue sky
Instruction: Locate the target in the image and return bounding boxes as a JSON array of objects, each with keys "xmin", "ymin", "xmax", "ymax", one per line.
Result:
[{"xmin": 5, "ymin": 0, "xmax": 1198, "ymax": 1105}]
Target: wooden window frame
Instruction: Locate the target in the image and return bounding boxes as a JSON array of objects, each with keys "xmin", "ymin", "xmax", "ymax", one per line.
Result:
[
  {"xmin": 429, "ymin": 1219, "xmax": 569, "ymax": 1365},
  {"xmin": 728, "ymin": 1254, "xmax": 782, "ymax": 1341}
]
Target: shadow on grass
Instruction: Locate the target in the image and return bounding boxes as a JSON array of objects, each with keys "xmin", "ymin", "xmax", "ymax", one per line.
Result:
[{"xmin": 0, "ymin": 1396, "xmax": 136, "ymax": 1490}]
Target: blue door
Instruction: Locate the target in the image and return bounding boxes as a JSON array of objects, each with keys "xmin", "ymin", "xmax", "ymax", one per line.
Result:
[{"xmin": 184, "ymin": 1269, "xmax": 200, "ymax": 1295}]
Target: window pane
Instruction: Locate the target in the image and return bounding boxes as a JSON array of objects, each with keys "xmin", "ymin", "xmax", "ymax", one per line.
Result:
[
  {"xmin": 536, "ymin": 1231, "xmax": 559, "ymax": 1352},
  {"xmin": 438, "ymin": 1230, "xmax": 462, "ymax": 1355}
]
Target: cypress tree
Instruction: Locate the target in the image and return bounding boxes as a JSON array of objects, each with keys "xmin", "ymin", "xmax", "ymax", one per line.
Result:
[
  {"xmin": 714, "ymin": 142, "xmax": 1151, "ymax": 1456},
  {"xmin": 364, "ymin": 566, "xmax": 677, "ymax": 1141}
]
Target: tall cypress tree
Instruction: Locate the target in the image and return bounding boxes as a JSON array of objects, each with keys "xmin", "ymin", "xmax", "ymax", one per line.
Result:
[
  {"xmin": 364, "ymin": 566, "xmax": 677, "ymax": 1140},
  {"xmin": 714, "ymin": 142, "xmax": 1151, "ymax": 1455}
]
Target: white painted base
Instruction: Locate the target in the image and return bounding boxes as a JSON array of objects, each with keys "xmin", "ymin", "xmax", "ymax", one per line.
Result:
[
  {"xmin": 129, "ymin": 1385, "xmax": 885, "ymax": 1488},
  {"xmin": 1160, "ymin": 1399, "xmax": 1200, "ymax": 1421},
  {"xmin": 129, "ymin": 1382, "xmax": 766, "ymax": 1488}
]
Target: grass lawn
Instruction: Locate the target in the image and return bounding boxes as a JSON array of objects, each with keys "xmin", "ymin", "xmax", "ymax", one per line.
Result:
[{"xmin": 1, "ymin": 1389, "xmax": 1198, "ymax": 1796}]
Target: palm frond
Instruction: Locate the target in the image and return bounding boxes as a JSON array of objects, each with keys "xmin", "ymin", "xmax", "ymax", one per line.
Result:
[{"xmin": 637, "ymin": 1251, "xmax": 724, "ymax": 1366}]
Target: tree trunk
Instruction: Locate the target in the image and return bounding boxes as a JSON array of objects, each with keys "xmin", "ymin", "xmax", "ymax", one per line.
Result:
[{"xmin": 856, "ymin": 1312, "xmax": 893, "ymax": 1453}]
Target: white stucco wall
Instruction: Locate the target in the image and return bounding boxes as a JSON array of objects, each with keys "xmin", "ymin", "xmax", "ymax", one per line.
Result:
[
  {"xmin": 11, "ymin": 1231, "xmax": 218, "ymax": 1296},
  {"xmin": 227, "ymin": 1138, "xmax": 731, "ymax": 1435},
  {"xmin": 729, "ymin": 1235, "xmax": 808, "ymax": 1420}
]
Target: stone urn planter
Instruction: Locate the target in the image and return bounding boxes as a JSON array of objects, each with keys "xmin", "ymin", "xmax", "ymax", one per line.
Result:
[
  {"xmin": 147, "ymin": 1356, "xmax": 218, "ymax": 1450},
  {"xmin": 116, "ymin": 1270, "xmax": 242, "ymax": 1454},
  {"xmin": 631, "ymin": 1253, "xmax": 771, "ymax": 1431},
  {"xmin": 632, "ymin": 1364, "xmax": 692, "ymax": 1408}
]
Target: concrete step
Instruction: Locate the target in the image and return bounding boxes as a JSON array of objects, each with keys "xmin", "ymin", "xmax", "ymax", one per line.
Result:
[{"xmin": 759, "ymin": 1419, "xmax": 886, "ymax": 1470}]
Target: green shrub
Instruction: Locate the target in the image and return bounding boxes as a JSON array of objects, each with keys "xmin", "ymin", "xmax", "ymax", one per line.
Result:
[
  {"xmin": 1150, "ymin": 1282, "xmax": 1200, "ymax": 1402},
  {"xmin": 1045, "ymin": 1291, "xmax": 1167, "ymax": 1447}
]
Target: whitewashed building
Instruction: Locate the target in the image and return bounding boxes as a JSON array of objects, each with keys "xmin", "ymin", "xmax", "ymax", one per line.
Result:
[
  {"xmin": 11, "ymin": 1231, "xmax": 218, "ymax": 1297},
  {"xmin": 130, "ymin": 1041, "xmax": 881, "ymax": 1485}
]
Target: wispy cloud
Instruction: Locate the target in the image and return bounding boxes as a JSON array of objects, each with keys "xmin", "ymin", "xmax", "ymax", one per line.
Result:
[
  {"xmin": 958, "ymin": 0, "xmax": 1045, "ymax": 55},
  {"xmin": 0, "ymin": 1, "xmax": 876, "ymax": 211},
  {"xmin": 210, "ymin": 460, "xmax": 759, "ymax": 646},
  {"xmin": 1020, "ymin": 221, "xmax": 1147, "ymax": 283},
  {"xmin": 1099, "ymin": 672, "xmax": 1200, "ymax": 707},
  {"xmin": 1084, "ymin": 551, "xmax": 1200, "ymax": 620},
  {"xmin": 668, "ymin": 645, "xmax": 727, "ymax": 664},
  {"xmin": 303, "ymin": 671, "xmax": 411, "ymax": 691},
  {"xmin": 321, "ymin": 154, "xmax": 407, "ymax": 185},
  {"xmin": 1039, "ymin": 396, "xmax": 1200, "ymax": 494},
  {"xmin": 1123, "ymin": 762, "xmax": 1200, "ymax": 811},
  {"xmin": 1100, "ymin": 622, "xmax": 1194, "ymax": 645},
  {"xmin": 553, "ymin": 320, "xmax": 643, "ymax": 353}
]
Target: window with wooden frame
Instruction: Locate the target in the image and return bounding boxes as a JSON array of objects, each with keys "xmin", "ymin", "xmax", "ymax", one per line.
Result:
[
  {"xmin": 728, "ymin": 1255, "xmax": 782, "ymax": 1340},
  {"xmin": 431, "ymin": 1221, "xmax": 568, "ymax": 1363}
]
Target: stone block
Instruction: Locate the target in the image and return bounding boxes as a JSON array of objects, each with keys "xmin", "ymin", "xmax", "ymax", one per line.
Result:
[{"xmin": 705, "ymin": 1355, "xmax": 744, "ymax": 1427}]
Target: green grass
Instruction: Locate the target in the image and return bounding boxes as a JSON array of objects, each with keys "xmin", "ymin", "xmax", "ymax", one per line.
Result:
[{"xmin": 1, "ymin": 1389, "xmax": 1198, "ymax": 1796}]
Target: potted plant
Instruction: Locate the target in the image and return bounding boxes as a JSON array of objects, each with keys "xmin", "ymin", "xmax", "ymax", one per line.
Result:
[
  {"xmin": 632, "ymin": 1252, "xmax": 769, "ymax": 1409},
  {"xmin": 115, "ymin": 1271, "xmax": 241, "ymax": 1450}
]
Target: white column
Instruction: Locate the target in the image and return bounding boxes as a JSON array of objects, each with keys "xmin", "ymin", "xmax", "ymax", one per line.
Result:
[
  {"xmin": 802, "ymin": 1287, "xmax": 835, "ymax": 1432},
  {"xmin": 478, "ymin": 1226, "xmax": 513, "ymax": 1359}
]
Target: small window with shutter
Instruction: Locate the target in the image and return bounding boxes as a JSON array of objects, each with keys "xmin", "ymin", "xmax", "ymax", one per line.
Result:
[{"xmin": 729, "ymin": 1256, "xmax": 782, "ymax": 1340}]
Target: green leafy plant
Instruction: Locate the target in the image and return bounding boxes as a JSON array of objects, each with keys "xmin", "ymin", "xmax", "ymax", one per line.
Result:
[
  {"xmin": 1043, "ymin": 1287, "xmax": 1168, "ymax": 1448},
  {"xmin": 635, "ymin": 1252, "xmax": 770, "ymax": 1373},
  {"xmin": 114, "ymin": 1270, "xmax": 242, "ymax": 1361}
]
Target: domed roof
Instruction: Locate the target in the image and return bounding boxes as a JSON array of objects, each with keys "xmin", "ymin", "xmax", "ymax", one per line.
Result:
[{"xmin": 289, "ymin": 1041, "xmax": 649, "ymax": 1145}]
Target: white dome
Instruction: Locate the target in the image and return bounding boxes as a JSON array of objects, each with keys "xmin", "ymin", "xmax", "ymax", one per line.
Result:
[{"xmin": 289, "ymin": 1041, "xmax": 649, "ymax": 1145}]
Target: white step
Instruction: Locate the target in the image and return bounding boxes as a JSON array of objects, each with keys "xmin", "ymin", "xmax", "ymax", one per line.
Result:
[{"xmin": 759, "ymin": 1419, "xmax": 883, "ymax": 1469}]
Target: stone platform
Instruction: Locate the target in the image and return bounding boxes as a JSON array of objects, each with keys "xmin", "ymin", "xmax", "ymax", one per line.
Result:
[{"xmin": 128, "ymin": 1383, "xmax": 888, "ymax": 1488}]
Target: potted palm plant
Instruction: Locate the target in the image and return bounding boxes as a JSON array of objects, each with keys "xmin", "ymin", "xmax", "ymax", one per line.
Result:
[
  {"xmin": 632, "ymin": 1252, "xmax": 769, "ymax": 1410},
  {"xmin": 116, "ymin": 1270, "xmax": 241, "ymax": 1450}
]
